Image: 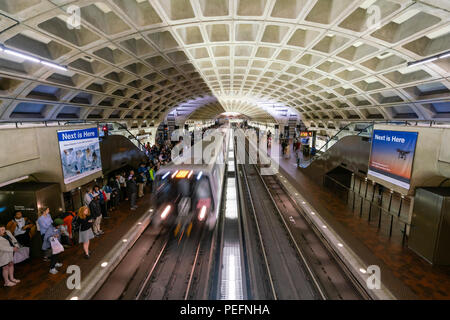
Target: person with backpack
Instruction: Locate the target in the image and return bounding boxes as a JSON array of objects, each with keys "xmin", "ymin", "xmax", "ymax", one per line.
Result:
[
  {"xmin": 89, "ymin": 195, "xmax": 103, "ymax": 236},
  {"xmin": 94, "ymin": 185, "xmax": 109, "ymax": 219},
  {"xmin": 60, "ymin": 211, "xmax": 76, "ymax": 245}
]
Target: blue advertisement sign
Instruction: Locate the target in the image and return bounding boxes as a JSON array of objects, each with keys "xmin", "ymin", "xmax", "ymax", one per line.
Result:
[
  {"xmin": 57, "ymin": 128, "xmax": 102, "ymax": 184},
  {"xmin": 368, "ymin": 130, "xmax": 418, "ymax": 190}
]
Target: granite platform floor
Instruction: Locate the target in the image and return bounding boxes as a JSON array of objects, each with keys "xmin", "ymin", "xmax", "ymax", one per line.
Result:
[{"xmin": 0, "ymin": 190, "xmax": 152, "ymax": 300}]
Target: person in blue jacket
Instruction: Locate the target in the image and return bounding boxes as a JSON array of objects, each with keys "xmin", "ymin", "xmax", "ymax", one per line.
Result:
[{"xmin": 42, "ymin": 219, "xmax": 64, "ymax": 275}]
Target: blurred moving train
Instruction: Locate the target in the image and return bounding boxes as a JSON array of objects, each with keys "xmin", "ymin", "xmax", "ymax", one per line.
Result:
[{"xmin": 152, "ymin": 125, "xmax": 231, "ymax": 237}]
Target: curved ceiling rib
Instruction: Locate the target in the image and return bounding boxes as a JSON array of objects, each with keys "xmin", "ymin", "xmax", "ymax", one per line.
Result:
[{"xmin": 0, "ymin": 0, "xmax": 449, "ymax": 129}]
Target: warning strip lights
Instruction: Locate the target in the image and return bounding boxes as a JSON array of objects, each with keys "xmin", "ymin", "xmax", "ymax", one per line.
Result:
[
  {"xmin": 197, "ymin": 171, "xmax": 203, "ymax": 180},
  {"xmin": 188, "ymin": 170, "xmax": 194, "ymax": 179},
  {"xmin": 161, "ymin": 205, "xmax": 171, "ymax": 220},
  {"xmin": 171, "ymin": 170, "xmax": 179, "ymax": 179}
]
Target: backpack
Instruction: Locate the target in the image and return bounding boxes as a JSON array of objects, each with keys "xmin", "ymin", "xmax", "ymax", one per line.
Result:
[{"xmin": 72, "ymin": 215, "xmax": 81, "ymax": 231}]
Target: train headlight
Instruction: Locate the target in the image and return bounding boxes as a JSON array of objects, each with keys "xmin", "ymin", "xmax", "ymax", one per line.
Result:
[
  {"xmin": 161, "ymin": 205, "xmax": 171, "ymax": 220},
  {"xmin": 198, "ymin": 205, "xmax": 207, "ymax": 221}
]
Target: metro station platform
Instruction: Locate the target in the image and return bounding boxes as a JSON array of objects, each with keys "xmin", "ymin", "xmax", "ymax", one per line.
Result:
[
  {"xmin": 0, "ymin": 190, "xmax": 152, "ymax": 300},
  {"xmin": 268, "ymin": 142, "xmax": 450, "ymax": 300}
]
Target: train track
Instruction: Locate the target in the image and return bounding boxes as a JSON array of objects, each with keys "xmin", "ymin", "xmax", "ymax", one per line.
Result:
[
  {"xmin": 134, "ymin": 224, "xmax": 209, "ymax": 300},
  {"xmin": 93, "ymin": 220, "xmax": 215, "ymax": 300},
  {"xmin": 237, "ymin": 136, "xmax": 368, "ymax": 300},
  {"xmin": 239, "ymin": 162, "xmax": 325, "ymax": 300},
  {"xmin": 261, "ymin": 173, "xmax": 370, "ymax": 300}
]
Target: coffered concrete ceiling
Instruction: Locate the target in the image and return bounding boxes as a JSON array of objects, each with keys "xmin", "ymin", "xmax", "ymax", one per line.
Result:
[{"xmin": 0, "ymin": 0, "xmax": 449, "ymax": 129}]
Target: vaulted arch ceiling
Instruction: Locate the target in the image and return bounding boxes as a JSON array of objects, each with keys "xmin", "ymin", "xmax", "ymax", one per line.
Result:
[
  {"xmin": 187, "ymin": 99, "xmax": 277, "ymax": 122},
  {"xmin": 0, "ymin": 0, "xmax": 449, "ymax": 129}
]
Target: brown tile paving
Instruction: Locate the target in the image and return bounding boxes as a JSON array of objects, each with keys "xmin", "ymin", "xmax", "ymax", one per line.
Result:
[
  {"xmin": 0, "ymin": 188, "xmax": 153, "ymax": 300},
  {"xmin": 272, "ymin": 144, "xmax": 450, "ymax": 300}
]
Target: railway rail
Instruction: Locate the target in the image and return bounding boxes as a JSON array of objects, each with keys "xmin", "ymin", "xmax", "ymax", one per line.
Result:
[{"xmin": 237, "ymin": 135, "xmax": 369, "ymax": 300}]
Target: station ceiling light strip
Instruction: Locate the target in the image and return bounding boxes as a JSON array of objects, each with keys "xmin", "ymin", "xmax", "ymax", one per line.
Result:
[
  {"xmin": 0, "ymin": 45, "xmax": 68, "ymax": 71},
  {"xmin": 407, "ymin": 50, "xmax": 450, "ymax": 67}
]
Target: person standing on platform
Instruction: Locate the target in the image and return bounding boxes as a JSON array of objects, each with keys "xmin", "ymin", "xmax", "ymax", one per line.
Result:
[
  {"xmin": 120, "ymin": 172, "xmax": 128, "ymax": 201},
  {"xmin": 42, "ymin": 219, "xmax": 64, "ymax": 275},
  {"xmin": 148, "ymin": 165, "xmax": 155, "ymax": 192},
  {"xmin": 89, "ymin": 195, "xmax": 103, "ymax": 236},
  {"xmin": 127, "ymin": 173, "xmax": 138, "ymax": 211},
  {"xmin": 83, "ymin": 188, "xmax": 94, "ymax": 207},
  {"xmin": 37, "ymin": 207, "xmax": 52, "ymax": 241},
  {"xmin": 7, "ymin": 211, "xmax": 34, "ymax": 247},
  {"xmin": 0, "ymin": 225, "xmax": 20, "ymax": 287},
  {"xmin": 76, "ymin": 206, "xmax": 94, "ymax": 259},
  {"xmin": 94, "ymin": 185, "xmax": 109, "ymax": 219},
  {"xmin": 114, "ymin": 174, "xmax": 122, "ymax": 202},
  {"xmin": 137, "ymin": 172, "xmax": 146, "ymax": 198}
]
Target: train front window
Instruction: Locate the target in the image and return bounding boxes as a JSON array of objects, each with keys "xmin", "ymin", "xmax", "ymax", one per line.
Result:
[
  {"xmin": 155, "ymin": 176, "xmax": 193, "ymax": 205},
  {"xmin": 193, "ymin": 177, "xmax": 214, "ymax": 211}
]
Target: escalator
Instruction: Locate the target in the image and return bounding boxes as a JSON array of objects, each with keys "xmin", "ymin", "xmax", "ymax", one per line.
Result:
[
  {"xmin": 99, "ymin": 134, "xmax": 147, "ymax": 176},
  {"xmin": 300, "ymin": 134, "xmax": 372, "ymax": 182},
  {"xmin": 298, "ymin": 122, "xmax": 374, "ymax": 182},
  {"xmin": 298, "ymin": 121, "xmax": 409, "ymax": 182}
]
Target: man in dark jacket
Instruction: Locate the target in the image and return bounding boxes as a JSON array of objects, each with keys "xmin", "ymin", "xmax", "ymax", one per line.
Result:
[
  {"xmin": 89, "ymin": 195, "xmax": 103, "ymax": 236},
  {"xmin": 127, "ymin": 173, "xmax": 138, "ymax": 211}
]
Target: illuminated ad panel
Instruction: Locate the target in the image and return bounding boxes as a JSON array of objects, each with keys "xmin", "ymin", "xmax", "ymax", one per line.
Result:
[
  {"xmin": 57, "ymin": 128, "xmax": 102, "ymax": 184},
  {"xmin": 368, "ymin": 130, "xmax": 418, "ymax": 190}
]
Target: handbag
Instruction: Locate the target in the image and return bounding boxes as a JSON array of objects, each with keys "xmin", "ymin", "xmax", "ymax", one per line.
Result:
[
  {"xmin": 50, "ymin": 237, "xmax": 64, "ymax": 255},
  {"xmin": 13, "ymin": 246, "xmax": 30, "ymax": 264}
]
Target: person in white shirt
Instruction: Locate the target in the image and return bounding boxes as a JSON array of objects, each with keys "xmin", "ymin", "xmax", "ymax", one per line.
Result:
[
  {"xmin": 83, "ymin": 189, "xmax": 94, "ymax": 207},
  {"xmin": 7, "ymin": 211, "xmax": 34, "ymax": 247}
]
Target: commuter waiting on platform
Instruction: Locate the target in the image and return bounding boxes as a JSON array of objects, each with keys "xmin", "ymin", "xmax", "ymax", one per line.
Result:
[
  {"xmin": 7, "ymin": 211, "xmax": 35, "ymax": 247},
  {"xmin": 148, "ymin": 165, "xmax": 155, "ymax": 191},
  {"xmin": 137, "ymin": 172, "xmax": 147, "ymax": 198},
  {"xmin": 83, "ymin": 188, "xmax": 94, "ymax": 207},
  {"xmin": 61, "ymin": 211, "xmax": 76, "ymax": 245},
  {"xmin": 42, "ymin": 219, "xmax": 64, "ymax": 275},
  {"xmin": 127, "ymin": 173, "xmax": 138, "ymax": 211},
  {"xmin": 104, "ymin": 180, "xmax": 117, "ymax": 212},
  {"xmin": 89, "ymin": 195, "xmax": 103, "ymax": 236},
  {"xmin": 120, "ymin": 172, "xmax": 128, "ymax": 201},
  {"xmin": 37, "ymin": 206, "xmax": 52, "ymax": 241},
  {"xmin": 114, "ymin": 174, "xmax": 123, "ymax": 202},
  {"xmin": 76, "ymin": 206, "xmax": 95, "ymax": 259},
  {"xmin": 94, "ymin": 185, "xmax": 109, "ymax": 219},
  {"xmin": 0, "ymin": 225, "xmax": 20, "ymax": 287}
]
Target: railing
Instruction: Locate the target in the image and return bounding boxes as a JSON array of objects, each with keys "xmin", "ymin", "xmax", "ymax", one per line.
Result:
[
  {"xmin": 323, "ymin": 174, "xmax": 410, "ymax": 245},
  {"xmin": 105, "ymin": 122, "xmax": 147, "ymax": 152}
]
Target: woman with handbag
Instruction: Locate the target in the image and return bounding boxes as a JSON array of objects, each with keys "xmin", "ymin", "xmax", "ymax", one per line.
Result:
[
  {"xmin": 42, "ymin": 219, "xmax": 64, "ymax": 275},
  {"xmin": 77, "ymin": 206, "xmax": 95, "ymax": 259},
  {"xmin": 0, "ymin": 225, "xmax": 20, "ymax": 287}
]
